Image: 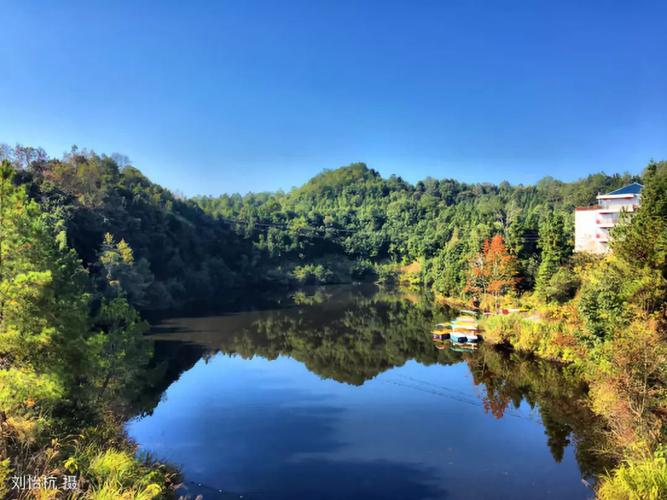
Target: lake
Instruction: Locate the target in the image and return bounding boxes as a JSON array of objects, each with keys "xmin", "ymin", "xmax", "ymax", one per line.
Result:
[{"xmin": 127, "ymin": 284, "xmax": 606, "ymax": 500}]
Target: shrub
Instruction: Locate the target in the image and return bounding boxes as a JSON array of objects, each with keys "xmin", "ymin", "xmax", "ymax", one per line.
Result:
[
  {"xmin": 479, "ymin": 315, "xmax": 518, "ymax": 345},
  {"xmin": 375, "ymin": 263, "xmax": 400, "ymax": 284},
  {"xmin": 292, "ymin": 264, "xmax": 334, "ymax": 284},
  {"xmin": 350, "ymin": 260, "xmax": 376, "ymax": 281},
  {"xmin": 577, "ymin": 259, "xmax": 631, "ymax": 341},
  {"xmin": 541, "ymin": 268, "xmax": 580, "ymax": 304},
  {"xmin": 597, "ymin": 446, "xmax": 667, "ymax": 500}
]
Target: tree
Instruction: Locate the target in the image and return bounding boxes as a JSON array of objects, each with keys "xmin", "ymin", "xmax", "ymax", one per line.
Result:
[
  {"xmin": 0, "ymin": 160, "xmax": 91, "ymax": 421},
  {"xmin": 612, "ymin": 161, "xmax": 667, "ymax": 317},
  {"xmin": 466, "ymin": 235, "xmax": 518, "ymax": 310},
  {"xmin": 536, "ymin": 211, "xmax": 573, "ymax": 299},
  {"xmin": 97, "ymin": 233, "xmax": 154, "ymax": 307}
]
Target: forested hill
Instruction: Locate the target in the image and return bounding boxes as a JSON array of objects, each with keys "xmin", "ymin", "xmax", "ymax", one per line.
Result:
[
  {"xmin": 194, "ymin": 161, "xmax": 640, "ymax": 294},
  {"xmin": 3, "ymin": 145, "xmax": 645, "ymax": 309},
  {"xmin": 3, "ymin": 145, "xmax": 258, "ymax": 310}
]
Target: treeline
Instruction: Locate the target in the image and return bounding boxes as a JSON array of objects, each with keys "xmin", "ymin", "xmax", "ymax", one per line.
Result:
[
  {"xmin": 194, "ymin": 162, "xmax": 638, "ymax": 295},
  {"xmin": 2, "ymin": 145, "xmax": 258, "ymax": 311},
  {"xmin": 3, "ymin": 145, "xmax": 645, "ymax": 306}
]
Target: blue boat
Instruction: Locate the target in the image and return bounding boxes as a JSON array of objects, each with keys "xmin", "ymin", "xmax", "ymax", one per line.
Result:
[
  {"xmin": 451, "ymin": 330, "xmax": 481, "ymax": 343},
  {"xmin": 450, "ymin": 331, "xmax": 470, "ymax": 343}
]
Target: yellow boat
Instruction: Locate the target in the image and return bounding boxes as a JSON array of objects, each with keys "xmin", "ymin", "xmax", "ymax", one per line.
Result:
[{"xmin": 431, "ymin": 323, "xmax": 451, "ymax": 340}]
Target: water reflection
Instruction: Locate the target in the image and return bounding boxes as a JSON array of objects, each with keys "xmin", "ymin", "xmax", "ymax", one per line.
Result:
[{"xmin": 129, "ymin": 285, "xmax": 610, "ymax": 499}]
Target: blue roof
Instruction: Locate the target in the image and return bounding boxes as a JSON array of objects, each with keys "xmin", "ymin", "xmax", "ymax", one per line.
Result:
[{"xmin": 605, "ymin": 182, "xmax": 643, "ymax": 196}]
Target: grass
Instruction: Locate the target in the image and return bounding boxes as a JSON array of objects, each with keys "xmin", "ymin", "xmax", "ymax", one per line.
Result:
[{"xmin": 597, "ymin": 447, "xmax": 667, "ymax": 500}]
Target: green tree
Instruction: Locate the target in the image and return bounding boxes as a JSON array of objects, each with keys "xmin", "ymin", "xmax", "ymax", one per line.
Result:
[
  {"xmin": 612, "ymin": 161, "xmax": 667, "ymax": 317},
  {"xmin": 536, "ymin": 211, "xmax": 572, "ymax": 298},
  {"xmin": 0, "ymin": 160, "xmax": 90, "ymax": 420},
  {"xmin": 97, "ymin": 232, "xmax": 154, "ymax": 307}
]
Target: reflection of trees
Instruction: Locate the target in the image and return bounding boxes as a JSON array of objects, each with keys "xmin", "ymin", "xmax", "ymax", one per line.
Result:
[
  {"xmin": 141, "ymin": 287, "xmax": 614, "ymax": 482},
  {"xmin": 213, "ymin": 291, "xmax": 461, "ymax": 385},
  {"xmin": 467, "ymin": 346, "xmax": 614, "ymax": 479}
]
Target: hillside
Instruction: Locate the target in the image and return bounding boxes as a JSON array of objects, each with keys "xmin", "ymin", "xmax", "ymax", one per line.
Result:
[{"xmin": 2, "ymin": 145, "xmax": 647, "ymax": 304}]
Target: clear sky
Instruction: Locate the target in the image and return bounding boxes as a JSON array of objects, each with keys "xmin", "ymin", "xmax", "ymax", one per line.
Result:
[{"xmin": 2, "ymin": 1, "xmax": 666, "ymax": 196}]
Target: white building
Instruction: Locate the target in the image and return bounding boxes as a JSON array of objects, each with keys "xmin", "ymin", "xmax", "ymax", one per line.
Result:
[{"xmin": 574, "ymin": 182, "xmax": 642, "ymax": 254}]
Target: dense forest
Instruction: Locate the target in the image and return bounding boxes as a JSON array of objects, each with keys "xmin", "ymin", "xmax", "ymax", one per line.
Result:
[
  {"xmin": 0, "ymin": 143, "xmax": 665, "ymax": 498},
  {"xmin": 194, "ymin": 162, "xmax": 639, "ymax": 295},
  {"xmin": 0, "ymin": 144, "xmax": 642, "ymax": 308}
]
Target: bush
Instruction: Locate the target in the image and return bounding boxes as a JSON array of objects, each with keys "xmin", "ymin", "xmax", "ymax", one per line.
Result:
[
  {"xmin": 375, "ymin": 263, "xmax": 400, "ymax": 284},
  {"xmin": 292, "ymin": 264, "xmax": 334, "ymax": 284},
  {"xmin": 479, "ymin": 315, "xmax": 518, "ymax": 345},
  {"xmin": 597, "ymin": 446, "xmax": 667, "ymax": 500},
  {"xmin": 577, "ymin": 259, "xmax": 631, "ymax": 341},
  {"xmin": 541, "ymin": 268, "xmax": 580, "ymax": 304},
  {"xmin": 350, "ymin": 260, "xmax": 376, "ymax": 281}
]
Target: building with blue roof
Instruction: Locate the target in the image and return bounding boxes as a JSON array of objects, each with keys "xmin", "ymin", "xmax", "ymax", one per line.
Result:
[{"xmin": 575, "ymin": 183, "xmax": 643, "ymax": 254}]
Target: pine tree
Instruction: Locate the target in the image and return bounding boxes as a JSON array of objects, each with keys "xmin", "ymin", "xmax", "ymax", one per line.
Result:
[
  {"xmin": 97, "ymin": 233, "xmax": 154, "ymax": 307},
  {"xmin": 612, "ymin": 161, "xmax": 667, "ymax": 316},
  {"xmin": 536, "ymin": 211, "xmax": 572, "ymax": 299},
  {"xmin": 0, "ymin": 160, "xmax": 90, "ymax": 420}
]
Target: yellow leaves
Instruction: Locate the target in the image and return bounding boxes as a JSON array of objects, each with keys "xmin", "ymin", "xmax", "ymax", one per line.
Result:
[
  {"xmin": 64, "ymin": 456, "xmax": 78, "ymax": 474},
  {"xmin": 102, "ymin": 233, "xmax": 134, "ymax": 265},
  {"xmin": 88, "ymin": 450, "xmax": 137, "ymax": 484},
  {"xmin": 0, "ymin": 368, "xmax": 63, "ymax": 415},
  {"xmin": 0, "ymin": 458, "xmax": 11, "ymax": 497},
  {"xmin": 597, "ymin": 446, "xmax": 667, "ymax": 500},
  {"xmin": 139, "ymin": 483, "xmax": 163, "ymax": 499},
  {"xmin": 6, "ymin": 415, "xmax": 39, "ymax": 444}
]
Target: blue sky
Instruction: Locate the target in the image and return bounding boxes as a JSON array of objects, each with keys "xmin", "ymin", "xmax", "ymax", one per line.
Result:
[{"xmin": 2, "ymin": 1, "xmax": 666, "ymax": 195}]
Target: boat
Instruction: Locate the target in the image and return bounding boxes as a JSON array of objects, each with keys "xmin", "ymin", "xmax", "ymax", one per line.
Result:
[
  {"xmin": 451, "ymin": 343, "xmax": 479, "ymax": 353},
  {"xmin": 451, "ymin": 323, "xmax": 479, "ymax": 332},
  {"xmin": 459, "ymin": 309, "xmax": 478, "ymax": 316},
  {"xmin": 450, "ymin": 330, "xmax": 480, "ymax": 343},
  {"xmin": 451, "ymin": 315, "xmax": 480, "ymax": 332},
  {"xmin": 449, "ymin": 331, "xmax": 469, "ymax": 343},
  {"xmin": 431, "ymin": 323, "xmax": 451, "ymax": 340},
  {"xmin": 432, "ymin": 331, "xmax": 450, "ymax": 340},
  {"xmin": 453, "ymin": 315, "xmax": 477, "ymax": 323}
]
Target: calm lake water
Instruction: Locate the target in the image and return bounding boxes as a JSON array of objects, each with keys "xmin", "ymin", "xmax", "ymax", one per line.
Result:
[{"xmin": 127, "ymin": 285, "xmax": 606, "ymax": 500}]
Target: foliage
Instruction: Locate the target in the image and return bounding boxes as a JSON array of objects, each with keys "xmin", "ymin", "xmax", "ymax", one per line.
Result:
[
  {"xmin": 0, "ymin": 160, "xmax": 171, "ymax": 497},
  {"xmin": 597, "ymin": 446, "xmax": 667, "ymax": 500},
  {"xmin": 3, "ymin": 146, "xmax": 254, "ymax": 310},
  {"xmin": 193, "ymin": 160, "xmax": 638, "ymax": 297},
  {"xmin": 612, "ymin": 161, "xmax": 667, "ymax": 318},
  {"xmin": 536, "ymin": 211, "xmax": 572, "ymax": 297},
  {"xmin": 2, "ymin": 143, "xmax": 665, "ymax": 497},
  {"xmin": 541, "ymin": 267, "xmax": 581, "ymax": 304},
  {"xmin": 465, "ymin": 235, "xmax": 518, "ymax": 310},
  {"xmin": 292, "ymin": 264, "xmax": 334, "ymax": 285},
  {"xmin": 97, "ymin": 233, "xmax": 153, "ymax": 307},
  {"xmin": 577, "ymin": 258, "xmax": 634, "ymax": 342},
  {"xmin": 3, "ymin": 144, "xmax": 645, "ymax": 305}
]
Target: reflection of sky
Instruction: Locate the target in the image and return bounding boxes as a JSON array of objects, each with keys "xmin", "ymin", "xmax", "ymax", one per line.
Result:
[{"xmin": 127, "ymin": 354, "xmax": 591, "ymax": 500}]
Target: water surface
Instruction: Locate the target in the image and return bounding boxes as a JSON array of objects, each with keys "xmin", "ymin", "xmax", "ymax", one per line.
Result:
[{"xmin": 128, "ymin": 285, "xmax": 604, "ymax": 499}]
